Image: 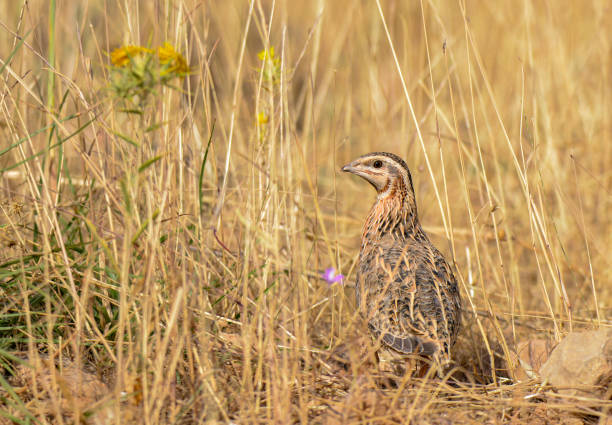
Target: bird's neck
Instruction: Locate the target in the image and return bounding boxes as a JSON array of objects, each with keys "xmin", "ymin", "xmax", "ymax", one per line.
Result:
[{"xmin": 362, "ymin": 178, "xmax": 419, "ymax": 242}]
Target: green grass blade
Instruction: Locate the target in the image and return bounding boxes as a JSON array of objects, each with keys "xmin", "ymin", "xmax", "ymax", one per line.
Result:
[
  {"xmin": 0, "ymin": 114, "xmax": 76, "ymax": 158},
  {"xmin": 0, "ymin": 115, "xmax": 97, "ymax": 173},
  {"xmin": 131, "ymin": 209, "xmax": 160, "ymax": 244},
  {"xmin": 0, "ymin": 29, "xmax": 32, "ymax": 76},
  {"xmin": 138, "ymin": 155, "xmax": 163, "ymax": 173},
  {"xmin": 198, "ymin": 120, "xmax": 215, "ymax": 214},
  {"xmin": 113, "ymin": 131, "xmax": 140, "ymax": 148}
]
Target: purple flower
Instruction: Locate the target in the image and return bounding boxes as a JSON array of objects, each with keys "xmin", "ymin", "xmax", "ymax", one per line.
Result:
[{"xmin": 321, "ymin": 267, "xmax": 345, "ymax": 285}]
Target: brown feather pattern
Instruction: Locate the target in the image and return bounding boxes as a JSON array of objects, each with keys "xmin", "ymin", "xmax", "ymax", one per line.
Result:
[{"xmin": 343, "ymin": 152, "xmax": 461, "ymax": 365}]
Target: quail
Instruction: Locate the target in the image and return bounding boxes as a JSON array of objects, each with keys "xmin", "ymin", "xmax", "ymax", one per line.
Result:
[{"xmin": 342, "ymin": 152, "xmax": 461, "ymax": 375}]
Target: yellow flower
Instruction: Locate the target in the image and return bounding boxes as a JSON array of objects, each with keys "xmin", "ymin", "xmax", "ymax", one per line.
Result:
[
  {"xmin": 257, "ymin": 111, "xmax": 269, "ymax": 125},
  {"xmin": 257, "ymin": 46, "xmax": 281, "ymax": 84},
  {"xmin": 110, "ymin": 45, "xmax": 152, "ymax": 67},
  {"xmin": 258, "ymin": 47, "xmax": 275, "ymax": 61},
  {"xmin": 157, "ymin": 42, "xmax": 190, "ymax": 75}
]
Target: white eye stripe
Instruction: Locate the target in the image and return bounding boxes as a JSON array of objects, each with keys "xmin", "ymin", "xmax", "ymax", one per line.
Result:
[{"xmin": 359, "ymin": 152, "xmax": 414, "ymax": 193}]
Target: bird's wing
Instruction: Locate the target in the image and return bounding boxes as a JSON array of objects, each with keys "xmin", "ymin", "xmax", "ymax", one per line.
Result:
[{"xmin": 361, "ymin": 240, "xmax": 458, "ymax": 356}]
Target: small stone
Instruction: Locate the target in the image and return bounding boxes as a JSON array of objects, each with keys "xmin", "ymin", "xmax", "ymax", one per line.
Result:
[
  {"xmin": 540, "ymin": 328, "xmax": 612, "ymax": 399},
  {"xmin": 510, "ymin": 338, "xmax": 553, "ymax": 381}
]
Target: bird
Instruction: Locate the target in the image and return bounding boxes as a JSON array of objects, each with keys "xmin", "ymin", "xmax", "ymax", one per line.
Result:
[{"xmin": 341, "ymin": 152, "xmax": 461, "ymax": 376}]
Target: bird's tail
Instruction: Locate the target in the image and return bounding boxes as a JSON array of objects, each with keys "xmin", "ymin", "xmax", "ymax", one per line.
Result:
[{"xmin": 369, "ymin": 323, "xmax": 438, "ymax": 356}]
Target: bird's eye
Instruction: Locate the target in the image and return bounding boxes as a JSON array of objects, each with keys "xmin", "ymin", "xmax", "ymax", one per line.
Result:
[{"xmin": 372, "ymin": 160, "xmax": 383, "ymax": 168}]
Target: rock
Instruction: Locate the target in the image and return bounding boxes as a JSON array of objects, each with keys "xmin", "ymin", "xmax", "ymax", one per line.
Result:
[
  {"xmin": 540, "ymin": 328, "xmax": 612, "ymax": 399},
  {"xmin": 510, "ymin": 338, "xmax": 554, "ymax": 381}
]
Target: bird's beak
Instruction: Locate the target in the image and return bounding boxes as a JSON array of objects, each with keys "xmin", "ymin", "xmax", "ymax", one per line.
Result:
[
  {"xmin": 341, "ymin": 159, "xmax": 382, "ymax": 191},
  {"xmin": 341, "ymin": 161, "xmax": 357, "ymax": 173}
]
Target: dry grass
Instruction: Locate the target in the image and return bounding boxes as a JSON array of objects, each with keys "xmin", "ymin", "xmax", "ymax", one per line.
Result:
[{"xmin": 0, "ymin": 0, "xmax": 610, "ymax": 423}]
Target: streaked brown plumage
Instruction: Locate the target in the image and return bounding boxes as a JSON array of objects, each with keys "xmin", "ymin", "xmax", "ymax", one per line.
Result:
[{"xmin": 342, "ymin": 152, "xmax": 461, "ymax": 372}]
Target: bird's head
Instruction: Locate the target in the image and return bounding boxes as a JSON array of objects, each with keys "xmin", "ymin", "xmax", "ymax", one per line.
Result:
[{"xmin": 341, "ymin": 152, "xmax": 415, "ymax": 198}]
